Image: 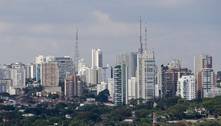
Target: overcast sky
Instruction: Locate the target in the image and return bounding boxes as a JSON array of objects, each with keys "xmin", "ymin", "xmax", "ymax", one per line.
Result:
[{"xmin": 0, "ymin": 0, "xmax": 220, "ymax": 70}]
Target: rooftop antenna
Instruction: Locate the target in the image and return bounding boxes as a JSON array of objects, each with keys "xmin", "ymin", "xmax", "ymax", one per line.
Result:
[
  {"xmin": 74, "ymin": 27, "xmax": 79, "ymax": 74},
  {"xmin": 139, "ymin": 16, "xmax": 143, "ymax": 54},
  {"xmin": 144, "ymin": 26, "xmax": 148, "ymax": 51}
]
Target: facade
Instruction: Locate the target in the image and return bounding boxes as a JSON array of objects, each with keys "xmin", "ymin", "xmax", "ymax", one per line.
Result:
[
  {"xmin": 41, "ymin": 62, "xmax": 61, "ymax": 93},
  {"xmin": 54, "ymin": 56, "xmax": 74, "ymax": 85},
  {"xmin": 116, "ymin": 52, "xmax": 137, "ymax": 78},
  {"xmin": 0, "ymin": 80, "xmax": 12, "ymax": 94},
  {"xmin": 78, "ymin": 58, "xmax": 89, "ymax": 82},
  {"xmin": 0, "ymin": 65, "xmax": 13, "ymax": 94},
  {"xmin": 217, "ymin": 71, "xmax": 221, "ymax": 86},
  {"xmin": 97, "ymin": 82, "xmax": 108, "ymax": 95},
  {"xmin": 64, "ymin": 74, "xmax": 81, "ymax": 99},
  {"xmin": 92, "ymin": 48, "xmax": 103, "ymax": 68},
  {"xmin": 199, "ymin": 69, "xmax": 215, "ymax": 98},
  {"xmin": 0, "ymin": 65, "xmax": 11, "ymax": 80},
  {"xmin": 128, "ymin": 77, "xmax": 136, "ymax": 101},
  {"xmin": 114, "ymin": 64, "xmax": 128, "ymax": 105},
  {"xmin": 136, "ymin": 51, "xmax": 156, "ymax": 101},
  {"xmin": 194, "ymin": 55, "xmax": 215, "ymax": 98},
  {"xmin": 10, "ymin": 63, "xmax": 26, "ymax": 89},
  {"xmin": 160, "ymin": 61, "xmax": 191, "ymax": 98},
  {"xmin": 86, "ymin": 67, "xmax": 104, "ymax": 86},
  {"xmin": 30, "ymin": 64, "xmax": 36, "ymax": 79},
  {"xmin": 107, "ymin": 78, "xmax": 114, "ymax": 101},
  {"xmin": 35, "ymin": 55, "xmax": 46, "ymax": 82},
  {"xmin": 177, "ymin": 75, "xmax": 196, "ymax": 100}
]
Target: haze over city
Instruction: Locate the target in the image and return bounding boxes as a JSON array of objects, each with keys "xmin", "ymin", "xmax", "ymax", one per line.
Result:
[{"xmin": 0, "ymin": 0, "xmax": 220, "ymax": 70}]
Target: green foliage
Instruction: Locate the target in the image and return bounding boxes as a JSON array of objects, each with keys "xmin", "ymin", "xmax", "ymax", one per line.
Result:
[
  {"xmin": 96, "ymin": 89, "xmax": 110, "ymax": 102},
  {"xmin": 2, "ymin": 96, "xmax": 221, "ymax": 125}
]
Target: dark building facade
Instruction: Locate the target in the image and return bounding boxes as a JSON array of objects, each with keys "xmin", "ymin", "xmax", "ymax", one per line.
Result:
[
  {"xmin": 161, "ymin": 65, "xmax": 191, "ymax": 98},
  {"xmin": 64, "ymin": 74, "xmax": 82, "ymax": 99}
]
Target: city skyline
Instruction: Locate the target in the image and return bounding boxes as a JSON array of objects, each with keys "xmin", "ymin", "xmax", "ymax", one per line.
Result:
[{"xmin": 0, "ymin": 0, "xmax": 220, "ymax": 70}]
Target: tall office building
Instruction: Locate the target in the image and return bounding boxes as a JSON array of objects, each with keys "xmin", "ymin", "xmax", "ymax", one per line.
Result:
[
  {"xmin": 194, "ymin": 55, "xmax": 215, "ymax": 98},
  {"xmin": 35, "ymin": 55, "xmax": 46, "ymax": 82},
  {"xmin": 114, "ymin": 64, "xmax": 128, "ymax": 105},
  {"xmin": 177, "ymin": 75, "xmax": 196, "ymax": 100},
  {"xmin": 0, "ymin": 65, "xmax": 11, "ymax": 80},
  {"xmin": 85, "ymin": 67, "xmax": 104, "ymax": 86},
  {"xmin": 54, "ymin": 56, "xmax": 74, "ymax": 84},
  {"xmin": 136, "ymin": 51, "xmax": 156, "ymax": 101},
  {"xmin": 217, "ymin": 71, "xmax": 221, "ymax": 86},
  {"xmin": 0, "ymin": 65, "xmax": 12, "ymax": 94},
  {"xmin": 30, "ymin": 63, "xmax": 36, "ymax": 79},
  {"xmin": 64, "ymin": 74, "xmax": 82, "ymax": 99},
  {"xmin": 0, "ymin": 80, "xmax": 12, "ymax": 94},
  {"xmin": 97, "ymin": 82, "xmax": 108, "ymax": 95},
  {"xmin": 160, "ymin": 62, "xmax": 191, "ymax": 98},
  {"xmin": 25, "ymin": 64, "xmax": 32, "ymax": 79},
  {"xmin": 41, "ymin": 62, "xmax": 61, "ymax": 94},
  {"xmin": 92, "ymin": 48, "xmax": 103, "ymax": 68},
  {"xmin": 78, "ymin": 59, "xmax": 89, "ymax": 83},
  {"xmin": 10, "ymin": 63, "xmax": 26, "ymax": 89},
  {"xmin": 116, "ymin": 52, "xmax": 137, "ymax": 78},
  {"xmin": 128, "ymin": 77, "xmax": 136, "ymax": 101},
  {"xmin": 107, "ymin": 78, "xmax": 114, "ymax": 101}
]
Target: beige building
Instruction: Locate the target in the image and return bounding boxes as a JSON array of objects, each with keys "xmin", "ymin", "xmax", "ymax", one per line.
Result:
[
  {"xmin": 41, "ymin": 62, "xmax": 61, "ymax": 94},
  {"xmin": 64, "ymin": 74, "xmax": 82, "ymax": 99}
]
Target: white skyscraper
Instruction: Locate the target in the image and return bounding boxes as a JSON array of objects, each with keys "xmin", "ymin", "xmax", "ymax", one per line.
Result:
[
  {"xmin": 128, "ymin": 77, "xmax": 136, "ymax": 101},
  {"xmin": 136, "ymin": 51, "xmax": 156, "ymax": 101},
  {"xmin": 114, "ymin": 64, "xmax": 128, "ymax": 105},
  {"xmin": 10, "ymin": 63, "xmax": 26, "ymax": 89},
  {"xmin": 92, "ymin": 48, "xmax": 103, "ymax": 68},
  {"xmin": 177, "ymin": 75, "xmax": 196, "ymax": 100}
]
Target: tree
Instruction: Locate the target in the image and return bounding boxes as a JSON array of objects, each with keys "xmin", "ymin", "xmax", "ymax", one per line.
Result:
[{"xmin": 96, "ymin": 89, "xmax": 110, "ymax": 103}]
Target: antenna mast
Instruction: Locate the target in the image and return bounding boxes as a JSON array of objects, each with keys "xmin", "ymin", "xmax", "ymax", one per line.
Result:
[
  {"xmin": 144, "ymin": 27, "xmax": 148, "ymax": 51},
  {"xmin": 74, "ymin": 27, "xmax": 79, "ymax": 74},
  {"xmin": 139, "ymin": 16, "xmax": 143, "ymax": 54}
]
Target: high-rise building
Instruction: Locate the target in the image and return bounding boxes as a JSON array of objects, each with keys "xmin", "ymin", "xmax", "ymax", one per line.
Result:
[
  {"xmin": 0, "ymin": 65, "xmax": 13, "ymax": 94},
  {"xmin": 0, "ymin": 80, "xmax": 11, "ymax": 94},
  {"xmin": 114, "ymin": 64, "xmax": 128, "ymax": 105},
  {"xmin": 217, "ymin": 71, "xmax": 221, "ymax": 86},
  {"xmin": 136, "ymin": 51, "xmax": 156, "ymax": 101},
  {"xmin": 107, "ymin": 78, "xmax": 114, "ymax": 101},
  {"xmin": 0, "ymin": 65, "xmax": 11, "ymax": 80},
  {"xmin": 177, "ymin": 75, "xmax": 196, "ymax": 100},
  {"xmin": 92, "ymin": 48, "xmax": 103, "ymax": 68},
  {"xmin": 30, "ymin": 63, "xmax": 36, "ymax": 79},
  {"xmin": 41, "ymin": 62, "xmax": 61, "ymax": 94},
  {"xmin": 25, "ymin": 64, "xmax": 32, "ymax": 79},
  {"xmin": 54, "ymin": 56, "xmax": 74, "ymax": 84},
  {"xmin": 97, "ymin": 82, "xmax": 108, "ymax": 95},
  {"xmin": 85, "ymin": 67, "xmax": 104, "ymax": 87},
  {"xmin": 78, "ymin": 58, "xmax": 89, "ymax": 83},
  {"xmin": 10, "ymin": 63, "xmax": 26, "ymax": 89},
  {"xmin": 160, "ymin": 59, "xmax": 192, "ymax": 98},
  {"xmin": 64, "ymin": 74, "xmax": 82, "ymax": 99},
  {"xmin": 128, "ymin": 77, "xmax": 136, "ymax": 101},
  {"xmin": 116, "ymin": 52, "xmax": 137, "ymax": 78},
  {"xmin": 194, "ymin": 55, "xmax": 215, "ymax": 98},
  {"xmin": 35, "ymin": 55, "xmax": 46, "ymax": 82}
]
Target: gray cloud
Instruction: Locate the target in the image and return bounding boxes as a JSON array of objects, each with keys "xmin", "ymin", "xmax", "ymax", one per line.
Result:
[{"xmin": 0, "ymin": 0, "xmax": 220, "ymax": 71}]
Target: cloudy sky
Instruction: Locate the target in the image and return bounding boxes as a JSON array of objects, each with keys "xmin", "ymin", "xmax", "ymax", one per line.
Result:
[{"xmin": 0, "ymin": 0, "xmax": 220, "ymax": 70}]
